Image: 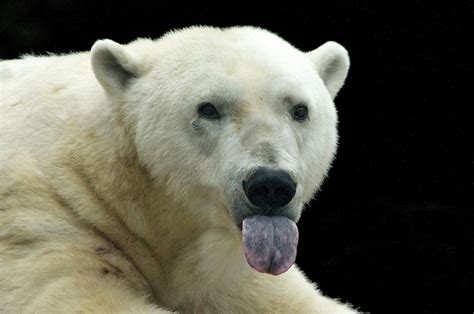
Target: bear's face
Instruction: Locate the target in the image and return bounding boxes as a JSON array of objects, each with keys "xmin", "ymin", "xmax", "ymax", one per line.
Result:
[
  {"xmin": 169, "ymin": 55, "xmax": 338, "ymax": 225},
  {"xmin": 91, "ymin": 26, "xmax": 349, "ymax": 230}
]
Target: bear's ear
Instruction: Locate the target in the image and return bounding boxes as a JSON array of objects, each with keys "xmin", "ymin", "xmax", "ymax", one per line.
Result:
[
  {"xmin": 307, "ymin": 41, "xmax": 350, "ymax": 99},
  {"xmin": 91, "ymin": 39, "xmax": 139, "ymax": 93}
]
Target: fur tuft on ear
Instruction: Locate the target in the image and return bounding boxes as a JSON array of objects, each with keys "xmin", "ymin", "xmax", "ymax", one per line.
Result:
[
  {"xmin": 307, "ymin": 41, "xmax": 350, "ymax": 99},
  {"xmin": 91, "ymin": 39, "xmax": 139, "ymax": 92}
]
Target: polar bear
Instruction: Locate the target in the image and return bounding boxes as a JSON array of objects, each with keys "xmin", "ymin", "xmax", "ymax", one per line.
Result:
[{"xmin": 0, "ymin": 26, "xmax": 353, "ymax": 313}]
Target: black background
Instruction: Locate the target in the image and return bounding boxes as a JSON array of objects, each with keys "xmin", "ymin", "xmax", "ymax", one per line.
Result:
[{"xmin": 1, "ymin": 1, "xmax": 472, "ymax": 313}]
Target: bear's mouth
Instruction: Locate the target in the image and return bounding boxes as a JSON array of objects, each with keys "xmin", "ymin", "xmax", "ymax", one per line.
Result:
[{"xmin": 240, "ymin": 215, "xmax": 299, "ymax": 276}]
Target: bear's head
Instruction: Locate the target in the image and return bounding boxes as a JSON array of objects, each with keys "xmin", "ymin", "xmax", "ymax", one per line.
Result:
[{"xmin": 91, "ymin": 26, "xmax": 349, "ymax": 275}]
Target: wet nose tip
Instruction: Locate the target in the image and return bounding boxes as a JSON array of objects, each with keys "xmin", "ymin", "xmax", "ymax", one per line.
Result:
[{"xmin": 243, "ymin": 168, "xmax": 296, "ymax": 210}]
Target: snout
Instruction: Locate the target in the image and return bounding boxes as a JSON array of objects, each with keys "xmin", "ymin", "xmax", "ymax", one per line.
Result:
[{"xmin": 243, "ymin": 168, "xmax": 297, "ymax": 212}]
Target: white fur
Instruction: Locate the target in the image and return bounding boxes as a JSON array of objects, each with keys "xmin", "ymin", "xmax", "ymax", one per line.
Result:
[{"xmin": 0, "ymin": 26, "xmax": 354, "ymax": 312}]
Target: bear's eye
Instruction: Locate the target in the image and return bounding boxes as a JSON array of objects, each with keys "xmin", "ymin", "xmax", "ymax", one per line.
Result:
[
  {"xmin": 291, "ymin": 104, "xmax": 308, "ymax": 121},
  {"xmin": 198, "ymin": 102, "xmax": 220, "ymax": 120}
]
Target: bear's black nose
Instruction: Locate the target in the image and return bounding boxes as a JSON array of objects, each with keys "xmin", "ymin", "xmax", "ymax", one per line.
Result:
[{"xmin": 243, "ymin": 168, "xmax": 297, "ymax": 211}]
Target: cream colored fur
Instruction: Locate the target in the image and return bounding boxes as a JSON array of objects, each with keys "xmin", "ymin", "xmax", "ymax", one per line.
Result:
[{"xmin": 0, "ymin": 26, "xmax": 355, "ymax": 313}]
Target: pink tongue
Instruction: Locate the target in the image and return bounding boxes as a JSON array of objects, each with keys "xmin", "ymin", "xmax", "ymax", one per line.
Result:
[{"xmin": 242, "ymin": 215, "xmax": 298, "ymax": 276}]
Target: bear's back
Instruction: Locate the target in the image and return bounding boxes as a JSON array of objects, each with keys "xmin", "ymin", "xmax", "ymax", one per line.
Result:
[{"xmin": 0, "ymin": 53, "xmax": 107, "ymax": 166}]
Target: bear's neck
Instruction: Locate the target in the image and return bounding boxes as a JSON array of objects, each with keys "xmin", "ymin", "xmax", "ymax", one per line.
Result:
[{"xmin": 55, "ymin": 103, "xmax": 241, "ymax": 306}]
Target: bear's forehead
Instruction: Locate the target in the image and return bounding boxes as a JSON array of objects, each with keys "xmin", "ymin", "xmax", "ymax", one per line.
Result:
[
  {"xmin": 156, "ymin": 26, "xmax": 311, "ymax": 75},
  {"xmin": 143, "ymin": 27, "xmax": 321, "ymax": 105}
]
